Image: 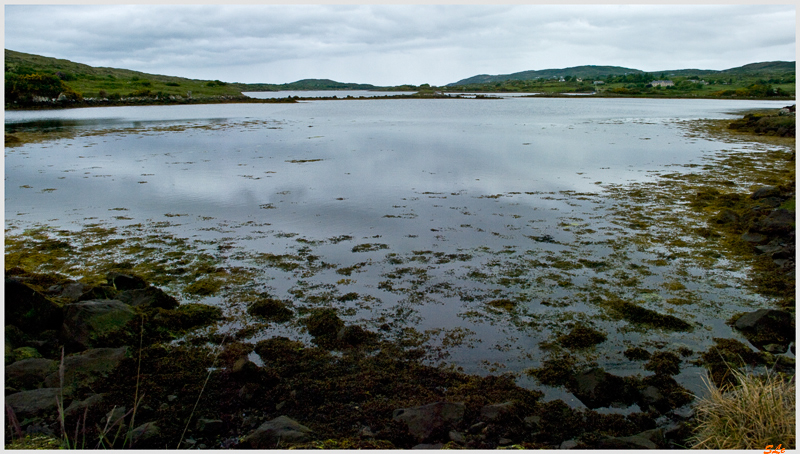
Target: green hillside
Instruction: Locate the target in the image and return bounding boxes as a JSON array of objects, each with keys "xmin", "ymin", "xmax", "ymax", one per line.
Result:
[
  {"xmin": 5, "ymin": 49, "xmax": 246, "ymax": 101},
  {"xmin": 452, "ymin": 65, "xmax": 643, "ymax": 85}
]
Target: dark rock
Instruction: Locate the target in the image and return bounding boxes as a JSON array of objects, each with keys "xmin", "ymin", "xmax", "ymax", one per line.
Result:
[
  {"xmin": 46, "ymin": 282, "xmax": 87, "ymax": 302},
  {"xmin": 5, "ymin": 279, "xmax": 64, "ymax": 335},
  {"xmin": 751, "ymin": 186, "xmax": 780, "ymax": 200},
  {"xmin": 479, "ymin": 401, "xmax": 516, "ymax": 421},
  {"xmin": 64, "ymin": 393, "xmax": 104, "ymax": 417},
  {"xmin": 753, "ymin": 209, "xmax": 795, "ymax": 236},
  {"xmin": 448, "ymin": 430, "xmax": 465, "ymax": 443},
  {"xmin": 116, "ymin": 287, "xmax": 179, "ymax": 310},
  {"xmin": 412, "ymin": 443, "xmax": 443, "ymax": 449},
  {"xmin": 6, "ymin": 388, "xmax": 61, "ymax": 419},
  {"xmin": 194, "ymin": 418, "xmax": 224, "ymax": 435},
  {"xmin": 243, "ymin": 415, "xmax": 315, "ymax": 448},
  {"xmin": 61, "ymin": 300, "xmax": 135, "ymax": 350},
  {"xmin": 597, "ymin": 428, "xmax": 663, "ymax": 449},
  {"xmin": 77, "ymin": 285, "xmax": 120, "ymax": 302},
  {"xmin": 247, "ymin": 297, "xmax": 293, "ymax": 322},
  {"xmin": 741, "ymin": 232, "xmax": 769, "ymax": 244},
  {"xmin": 393, "ymin": 402, "xmax": 466, "ymax": 443},
  {"xmin": 733, "ymin": 309, "xmax": 794, "ymax": 350},
  {"xmin": 106, "ymin": 272, "xmax": 148, "ymax": 290},
  {"xmin": 711, "ymin": 208, "xmax": 740, "ymax": 226},
  {"xmin": 5, "ymin": 358, "xmax": 57, "ymax": 390},
  {"xmin": 336, "ymin": 325, "xmax": 378, "ymax": 347},
  {"xmin": 568, "ymin": 368, "xmax": 638, "ymax": 409},
  {"xmin": 128, "ymin": 422, "xmax": 159, "ymax": 446},
  {"xmin": 44, "ymin": 347, "xmax": 128, "ymax": 393},
  {"xmin": 560, "ymin": 439, "xmax": 579, "ymax": 449}
]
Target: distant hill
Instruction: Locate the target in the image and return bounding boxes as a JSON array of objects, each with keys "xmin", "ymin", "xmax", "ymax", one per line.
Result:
[
  {"xmin": 450, "ymin": 61, "xmax": 796, "ymax": 86},
  {"xmin": 234, "ymin": 79, "xmax": 380, "ymax": 92},
  {"xmin": 451, "ymin": 65, "xmax": 643, "ymax": 85}
]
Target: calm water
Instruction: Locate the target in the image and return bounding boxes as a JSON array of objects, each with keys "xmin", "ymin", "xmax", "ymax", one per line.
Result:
[
  {"xmin": 5, "ymin": 98, "xmax": 791, "ymax": 406},
  {"xmin": 243, "ymin": 90, "xmax": 417, "ymax": 99}
]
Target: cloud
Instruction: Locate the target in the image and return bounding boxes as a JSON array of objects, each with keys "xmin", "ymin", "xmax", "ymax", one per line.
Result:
[{"xmin": 4, "ymin": 4, "xmax": 795, "ymax": 85}]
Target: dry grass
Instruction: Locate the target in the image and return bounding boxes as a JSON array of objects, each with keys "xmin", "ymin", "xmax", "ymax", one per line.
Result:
[{"xmin": 690, "ymin": 367, "xmax": 795, "ymax": 449}]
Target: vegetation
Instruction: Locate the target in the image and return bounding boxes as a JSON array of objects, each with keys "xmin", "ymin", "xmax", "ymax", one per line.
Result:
[{"xmin": 690, "ymin": 368, "xmax": 795, "ymax": 449}]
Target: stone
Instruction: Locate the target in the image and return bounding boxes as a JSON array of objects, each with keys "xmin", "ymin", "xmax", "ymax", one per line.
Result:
[
  {"xmin": 195, "ymin": 418, "xmax": 224, "ymax": 435},
  {"xmin": 61, "ymin": 300, "xmax": 135, "ymax": 349},
  {"xmin": 672, "ymin": 406, "xmax": 695, "ymax": 419},
  {"xmin": 598, "ymin": 428, "xmax": 663, "ymax": 449},
  {"xmin": 479, "ymin": 401, "xmax": 516, "ymax": 421},
  {"xmin": 44, "ymin": 347, "xmax": 128, "ymax": 393},
  {"xmin": 106, "ymin": 272, "xmax": 148, "ymax": 290},
  {"xmin": 448, "ymin": 430, "xmax": 465, "ymax": 443},
  {"xmin": 128, "ymin": 422, "xmax": 159, "ymax": 446},
  {"xmin": 46, "ymin": 282, "xmax": 87, "ymax": 302},
  {"xmin": 569, "ymin": 368, "xmax": 638, "ymax": 409},
  {"xmin": 751, "ymin": 186, "xmax": 780, "ymax": 200},
  {"xmin": 64, "ymin": 393, "xmax": 105, "ymax": 417},
  {"xmin": 498, "ymin": 438, "xmax": 514, "ymax": 446},
  {"xmin": 393, "ymin": 402, "xmax": 466, "ymax": 443},
  {"xmin": 560, "ymin": 439, "xmax": 579, "ymax": 449},
  {"xmin": 754, "ymin": 209, "xmax": 795, "ymax": 236},
  {"xmin": 12, "ymin": 346, "xmax": 42, "ymax": 361},
  {"xmin": 116, "ymin": 287, "xmax": 179, "ymax": 310},
  {"xmin": 5, "ymin": 279, "xmax": 64, "ymax": 335},
  {"xmin": 734, "ymin": 309, "xmax": 794, "ymax": 349},
  {"xmin": 6, "ymin": 357, "xmax": 57, "ymax": 390},
  {"xmin": 6, "ymin": 388, "xmax": 62, "ymax": 419},
  {"xmin": 524, "ymin": 415, "xmax": 541, "ymax": 429},
  {"xmin": 412, "ymin": 443, "xmax": 443, "ymax": 449},
  {"xmin": 243, "ymin": 415, "xmax": 314, "ymax": 448},
  {"xmin": 77, "ymin": 285, "xmax": 120, "ymax": 302},
  {"xmin": 741, "ymin": 232, "xmax": 768, "ymax": 244}
]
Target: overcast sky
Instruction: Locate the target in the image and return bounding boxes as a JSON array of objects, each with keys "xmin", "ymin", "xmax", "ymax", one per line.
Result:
[{"xmin": 4, "ymin": 4, "xmax": 796, "ymax": 86}]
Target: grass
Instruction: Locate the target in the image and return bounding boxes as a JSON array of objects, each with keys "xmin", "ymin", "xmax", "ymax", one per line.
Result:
[{"xmin": 690, "ymin": 367, "xmax": 795, "ymax": 449}]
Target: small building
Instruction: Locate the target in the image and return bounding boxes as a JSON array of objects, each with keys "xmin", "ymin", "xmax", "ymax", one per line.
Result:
[
  {"xmin": 593, "ymin": 81, "xmax": 605, "ymax": 85},
  {"xmin": 651, "ymin": 80, "xmax": 674, "ymax": 87}
]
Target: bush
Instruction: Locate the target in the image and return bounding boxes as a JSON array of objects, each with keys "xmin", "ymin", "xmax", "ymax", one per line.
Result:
[{"xmin": 690, "ymin": 368, "xmax": 795, "ymax": 449}]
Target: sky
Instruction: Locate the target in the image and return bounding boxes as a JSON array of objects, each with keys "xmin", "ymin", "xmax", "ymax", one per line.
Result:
[{"xmin": 3, "ymin": 4, "xmax": 797, "ymax": 86}]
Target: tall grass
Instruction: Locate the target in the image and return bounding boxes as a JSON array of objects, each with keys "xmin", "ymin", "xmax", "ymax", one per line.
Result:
[{"xmin": 690, "ymin": 367, "xmax": 795, "ymax": 449}]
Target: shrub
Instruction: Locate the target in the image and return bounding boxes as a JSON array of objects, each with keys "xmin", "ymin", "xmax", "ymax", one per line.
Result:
[{"xmin": 690, "ymin": 368, "xmax": 795, "ymax": 449}]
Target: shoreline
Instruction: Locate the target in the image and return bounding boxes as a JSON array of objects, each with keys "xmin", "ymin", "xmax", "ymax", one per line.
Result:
[{"xmin": 5, "ymin": 109, "xmax": 795, "ymax": 449}]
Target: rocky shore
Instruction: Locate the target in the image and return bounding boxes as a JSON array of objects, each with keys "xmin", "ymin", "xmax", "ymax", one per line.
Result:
[{"xmin": 5, "ymin": 108, "xmax": 795, "ymax": 449}]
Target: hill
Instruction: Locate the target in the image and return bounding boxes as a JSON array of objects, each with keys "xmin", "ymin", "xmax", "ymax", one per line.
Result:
[
  {"xmin": 450, "ymin": 61, "xmax": 796, "ymax": 86},
  {"xmin": 234, "ymin": 79, "xmax": 379, "ymax": 92}
]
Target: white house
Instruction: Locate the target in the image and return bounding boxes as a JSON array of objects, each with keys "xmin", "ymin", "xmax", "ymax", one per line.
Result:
[{"xmin": 651, "ymin": 80, "xmax": 675, "ymax": 87}]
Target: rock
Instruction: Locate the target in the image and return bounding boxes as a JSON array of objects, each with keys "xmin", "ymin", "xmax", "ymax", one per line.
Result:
[
  {"xmin": 524, "ymin": 415, "xmax": 541, "ymax": 430},
  {"xmin": 499, "ymin": 438, "xmax": 514, "ymax": 445},
  {"xmin": 128, "ymin": 422, "xmax": 159, "ymax": 446},
  {"xmin": 243, "ymin": 415, "xmax": 314, "ymax": 448},
  {"xmin": 754, "ymin": 209, "xmax": 795, "ymax": 236},
  {"xmin": 5, "ymin": 279, "xmax": 64, "ymax": 335},
  {"xmin": 733, "ymin": 309, "xmax": 794, "ymax": 350},
  {"xmin": 597, "ymin": 428, "xmax": 663, "ymax": 449},
  {"xmin": 393, "ymin": 402, "xmax": 466, "ymax": 443},
  {"xmin": 448, "ymin": 430, "xmax": 465, "ymax": 443},
  {"xmin": 639, "ymin": 385, "xmax": 665, "ymax": 412},
  {"xmin": 751, "ymin": 186, "xmax": 780, "ymax": 200},
  {"xmin": 568, "ymin": 368, "xmax": 638, "ymax": 409},
  {"xmin": 741, "ymin": 232, "xmax": 768, "ymax": 244},
  {"xmin": 672, "ymin": 405, "xmax": 694, "ymax": 420},
  {"xmin": 336, "ymin": 325, "xmax": 377, "ymax": 347},
  {"xmin": 560, "ymin": 439, "xmax": 579, "ymax": 449},
  {"xmin": 479, "ymin": 401, "xmax": 516, "ymax": 421},
  {"xmin": 106, "ymin": 272, "xmax": 148, "ymax": 290},
  {"xmin": 6, "ymin": 388, "xmax": 62, "ymax": 419},
  {"xmin": 5, "ymin": 358, "xmax": 57, "ymax": 390},
  {"xmin": 77, "ymin": 285, "xmax": 120, "ymax": 302},
  {"xmin": 116, "ymin": 287, "xmax": 179, "ymax": 310},
  {"xmin": 412, "ymin": 443, "xmax": 443, "ymax": 449},
  {"xmin": 44, "ymin": 347, "xmax": 128, "ymax": 393},
  {"xmin": 712, "ymin": 209, "xmax": 740, "ymax": 226},
  {"xmin": 195, "ymin": 418, "xmax": 224, "ymax": 435},
  {"xmin": 468, "ymin": 422, "xmax": 486, "ymax": 434},
  {"xmin": 61, "ymin": 300, "xmax": 135, "ymax": 349},
  {"xmin": 64, "ymin": 393, "xmax": 104, "ymax": 417},
  {"xmin": 46, "ymin": 282, "xmax": 88, "ymax": 302},
  {"xmin": 247, "ymin": 297, "xmax": 293, "ymax": 322}
]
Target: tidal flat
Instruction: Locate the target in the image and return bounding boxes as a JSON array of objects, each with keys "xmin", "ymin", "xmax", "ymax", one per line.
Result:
[{"xmin": 4, "ymin": 99, "xmax": 795, "ymax": 446}]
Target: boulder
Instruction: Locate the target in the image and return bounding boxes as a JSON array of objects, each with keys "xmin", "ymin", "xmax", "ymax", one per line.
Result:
[
  {"xmin": 195, "ymin": 418, "xmax": 224, "ymax": 435},
  {"xmin": 568, "ymin": 368, "xmax": 638, "ymax": 409},
  {"xmin": 116, "ymin": 287, "xmax": 179, "ymax": 310},
  {"xmin": 44, "ymin": 347, "xmax": 129, "ymax": 393},
  {"xmin": 106, "ymin": 272, "xmax": 148, "ymax": 290},
  {"xmin": 596, "ymin": 428, "xmax": 663, "ymax": 449},
  {"xmin": 77, "ymin": 285, "xmax": 120, "ymax": 302},
  {"xmin": 741, "ymin": 232, "xmax": 768, "ymax": 244},
  {"xmin": 733, "ymin": 309, "xmax": 794, "ymax": 350},
  {"xmin": 5, "ymin": 358, "xmax": 57, "ymax": 390},
  {"xmin": 64, "ymin": 393, "xmax": 105, "ymax": 418},
  {"xmin": 128, "ymin": 422, "xmax": 159, "ymax": 447},
  {"xmin": 242, "ymin": 415, "xmax": 315, "ymax": 448},
  {"xmin": 6, "ymin": 388, "xmax": 62, "ymax": 419},
  {"xmin": 751, "ymin": 186, "xmax": 780, "ymax": 200},
  {"xmin": 479, "ymin": 401, "xmax": 516, "ymax": 422},
  {"xmin": 5, "ymin": 279, "xmax": 64, "ymax": 335},
  {"xmin": 753, "ymin": 209, "xmax": 795, "ymax": 236},
  {"xmin": 393, "ymin": 402, "xmax": 466, "ymax": 443},
  {"xmin": 46, "ymin": 282, "xmax": 88, "ymax": 302},
  {"xmin": 61, "ymin": 300, "xmax": 134, "ymax": 349}
]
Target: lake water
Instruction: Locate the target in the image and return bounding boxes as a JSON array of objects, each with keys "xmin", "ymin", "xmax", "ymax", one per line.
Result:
[
  {"xmin": 5, "ymin": 97, "xmax": 791, "ymax": 407},
  {"xmin": 243, "ymin": 90, "xmax": 417, "ymax": 99}
]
